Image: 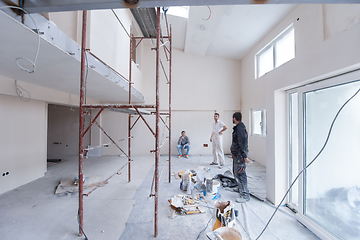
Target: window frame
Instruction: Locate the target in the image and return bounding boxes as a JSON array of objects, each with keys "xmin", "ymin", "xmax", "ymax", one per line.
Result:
[
  {"xmin": 286, "ymin": 67, "xmax": 360, "ymax": 240},
  {"xmin": 255, "ymin": 24, "xmax": 295, "ymax": 79},
  {"xmin": 250, "ymin": 108, "xmax": 267, "ymax": 138}
]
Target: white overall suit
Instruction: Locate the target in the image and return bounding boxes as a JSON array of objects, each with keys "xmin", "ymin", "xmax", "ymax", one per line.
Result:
[{"xmin": 212, "ymin": 120, "xmax": 226, "ymax": 165}]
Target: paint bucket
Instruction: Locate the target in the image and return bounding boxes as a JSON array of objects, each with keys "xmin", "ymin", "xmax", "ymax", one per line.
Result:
[{"xmin": 212, "ymin": 180, "xmax": 220, "ymax": 196}]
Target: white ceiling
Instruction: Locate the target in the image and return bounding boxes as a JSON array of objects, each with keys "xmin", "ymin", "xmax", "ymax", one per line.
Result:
[{"xmin": 165, "ymin": 4, "xmax": 296, "ymax": 60}]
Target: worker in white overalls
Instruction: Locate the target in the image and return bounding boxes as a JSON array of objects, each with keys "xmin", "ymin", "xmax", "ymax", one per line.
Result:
[{"xmin": 210, "ymin": 112, "xmax": 228, "ymax": 167}]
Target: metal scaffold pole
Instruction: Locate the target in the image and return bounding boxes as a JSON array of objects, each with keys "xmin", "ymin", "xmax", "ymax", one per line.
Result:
[
  {"xmin": 128, "ymin": 26, "xmax": 133, "ymax": 183},
  {"xmin": 168, "ymin": 26, "xmax": 172, "ymax": 183},
  {"xmin": 78, "ymin": 10, "xmax": 87, "ymax": 237},
  {"xmin": 154, "ymin": 7, "xmax": 161, "ymax": 237}
]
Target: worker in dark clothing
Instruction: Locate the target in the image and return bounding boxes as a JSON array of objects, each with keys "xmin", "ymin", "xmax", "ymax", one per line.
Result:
[
  {"xmin": 230, "ymin": 112, "xmax": 250, "ymax": 203},
  {"xmin": 177, "ymin": 131, "xmax": 190, "ymax": 158}
]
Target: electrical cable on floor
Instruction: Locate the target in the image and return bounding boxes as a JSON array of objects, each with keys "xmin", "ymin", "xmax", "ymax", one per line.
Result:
[
  {"xmin": 256, "ymin": 86, "xmax": 360, "ymax": 239},
  {"xmin": 0, "ymin": 6, "xmax": 41, "ymax": 73},
  {"xmin": 77, "ymin": 209, "xmax": 89, "ymax": 240},
  {"xmin": 196, "ymin": 215, "xmax": 213, "ymax": 240},
  {"xmin": 15, "ymin": 80, "xmax": 31, "ymax": 101}
]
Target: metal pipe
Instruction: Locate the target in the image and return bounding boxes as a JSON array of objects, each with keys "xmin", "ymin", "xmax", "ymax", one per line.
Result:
[
  {"xmin": 82, "ymin": 108, "xmax": 104, "ymax": 137},
  {"xmin": 82, "ymin": 104, "xmax": 155, "ymax": 109},
  {"xmin": 160, "ymin": 116, "xmax": 170, "ymax": 131},
  {"xmin": 78, "ymin": 10, "xmax": 87, "ymax": 237},
  {"xmin": 85, "ymin": 161, "xmax": 129, "ymax": 196},
  {"xmin": 160, "ymin": 59, "xmax": 169, "ymax": 83},
  {"xmin": 87, "ymin": 50, "xmax": 129, "ymax": 83},
  {"xmin": 133, "ymin": 37, "xmax": 144, "ymax": 53},
  {"xmin": 130, "ymin": 115, "xmax": 141, "ymax": 130},
  {"xmin": 132, "ymin": 36, "xmax": 170, "ymax": 39},
  {"xmin": 128, "ymin": 26, "xmax": 133, "ymax": 183},
  {"xmin": 134, "ymin": 108, "xmax": 155, "ymax": 136},
  {"xmin": 85, "ymin": 111, "xmax": 130, "ymax": 158},
  {"xmin": 169, "ymin": 26, "xmax": 172, "ymax": 184},
  {"xmin": 111, "ymin": 9, "xmax": 130, "ymax": 38},
  {"xmin": 154, "ymin": 7, "xmax": 161, "ymax": 237}
]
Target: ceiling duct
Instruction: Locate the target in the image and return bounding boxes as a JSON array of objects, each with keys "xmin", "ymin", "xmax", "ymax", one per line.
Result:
[{"xmin": 130, "ymin": 8, "xmax": 157, "ymax": 38}]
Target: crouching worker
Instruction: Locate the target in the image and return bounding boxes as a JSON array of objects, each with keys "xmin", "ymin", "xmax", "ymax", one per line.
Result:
[{"xmin": 177, "ymin": 131, "xmax": 190, "ymax": 158}]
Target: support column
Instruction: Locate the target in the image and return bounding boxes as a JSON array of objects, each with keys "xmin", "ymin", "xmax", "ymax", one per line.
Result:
[
  {"xmin": 168, "ymin": 27, "xmax": 172, "ymax": 183},
  {"xmin": 128, "ymin": 26, "xmax": 133, "ymax": 183},
  {"xmin": 154, "ymin": 7, "xmax": 161, "ymax": 238},
  {"xmin": 78, "ymin": 10, "xmax": 87, "ymax": 236}
]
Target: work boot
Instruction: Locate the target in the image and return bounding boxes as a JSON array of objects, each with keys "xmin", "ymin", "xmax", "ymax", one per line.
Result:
[{"xmin": 210, "ymin": 162, "xmax": 218, "ymax": 165}]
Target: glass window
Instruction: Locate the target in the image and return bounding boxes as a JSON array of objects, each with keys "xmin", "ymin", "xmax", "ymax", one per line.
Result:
[
  {"xmin": 303, "ymin": 80, "xmax": 360, "ymax": 239},
  {"xmin": 288, "ymin": 92, "xmax": 299, "ymax": 206},
  {"xmin": 275, "ymin": 28, "xmax": 295, "ymax": 68},
  {"xmin": 258, "ymin": 46, "xmax": 273, "ymax": 78},
  {"xmin": 256, "ymin": 25, "xmax": 295, "ymax": 78},
  {"xmin": 251, "ymin": 109, "xmax": 266, "ymax": 137}
]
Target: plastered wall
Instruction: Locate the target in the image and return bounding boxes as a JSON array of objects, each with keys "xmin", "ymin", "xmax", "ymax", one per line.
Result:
[
  {"xmin": 0, "ymin": 76, "xmax": 97, "ymax": 194},
  {"xmin": 137, "ymin": 43, "xmax": 242, "ymax": 156},
  {"xmin": 240, "ymin": 4, "xmax": 360, "ymax": 204},
  {"xmin": 88, "ymin": 9, "xmax": 143, "ymax": 92},
  {"xmin": 97, "ymin": 41, "xmax": 242, "ymax": 157},
  {"xmin": 0, "ymin": 94, "xmax": 47, "ymax": 194},
  {"xmin": 49, "ymin": 11, "xmax": 80, "ymax": 44},
  {"xmin": 47, "ymin": 105, "xmax": 90, "ymax": 158}
]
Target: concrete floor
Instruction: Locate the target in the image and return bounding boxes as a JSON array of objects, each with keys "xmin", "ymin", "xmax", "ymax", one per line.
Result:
[{"xmin": 0, "ymin": 154, "xmax": 319, "ymax": 240}]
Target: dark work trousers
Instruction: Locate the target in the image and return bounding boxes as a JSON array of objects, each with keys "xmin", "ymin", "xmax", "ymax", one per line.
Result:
[{"xmin": 233, "ymin": 155, "xmax": 250, "ymax": 200}]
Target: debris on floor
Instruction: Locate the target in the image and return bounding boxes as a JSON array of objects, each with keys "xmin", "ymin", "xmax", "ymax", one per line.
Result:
[
  {"xmin": 55, "ymin": 175, "xmax": 107, "ymax": 195},
  {"xmin": 212, "ymin": 201, "xmax": 236, "ymax": 231},
  {"xmin": 174, "ymin": 169, "xmax": 197, "ymax": 180},
  {"xmin": 168, "ymin": 195, "xmax": 207, "ymax": 217},
  {"xmin": 47, "ymin": 158, "xmax": 67, "ymax": 167}
]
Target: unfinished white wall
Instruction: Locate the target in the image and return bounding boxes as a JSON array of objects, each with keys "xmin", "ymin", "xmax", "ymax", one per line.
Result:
[
  {"xmin": 49, "ymin": 11, "xmax": 81, "ymax": 44},
  {"xmin": 0, "ymin": 76, "xmax": 98, "ymax": 194},
  {"xmin": 96, "ymin": 40, "xmax": 241, "ymax": 156},
  {"xmin": 0, "ymin": 94, "xmax": 47, "ymax": 194},
  {"xmin": 131, "ymin": 42, "xmax": 242, "ymax": 156},
  {"xmin": 47, "ymin": 105, "xmax": 90, "ymax": 158},
  {"xmin": 88, "ymin": 9, "xmax": 143, "ymax": 94},
  {"xmin": 240, "ymin": 4, "xmax": 360, "ymax": 204}
]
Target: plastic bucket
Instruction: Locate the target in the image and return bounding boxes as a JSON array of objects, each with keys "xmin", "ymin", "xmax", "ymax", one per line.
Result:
[{"xmin": 212, "ymin": 180, "xmax": 220, "ymax": 195}]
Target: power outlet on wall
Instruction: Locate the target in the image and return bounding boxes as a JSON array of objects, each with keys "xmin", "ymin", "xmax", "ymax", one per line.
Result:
[{"xmin": 2, "ymin": 172, "xmax": 9, "ymax": 177}]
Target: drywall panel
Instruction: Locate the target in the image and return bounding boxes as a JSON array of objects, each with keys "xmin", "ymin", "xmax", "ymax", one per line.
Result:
[
  {"xmin": 135, "ymin": 43, "xmax": 241, "ymax": 155},
  {"xmin": 49, "ymin": 11, "xmax": 79, "ymax": 43},
  {"xmin": 99, "ymin": 42, "xmax": 241, "ymax": 156},
  {"xmin": 240, "ymin": 4, "xmax": 360, "ymax": 204},
  {"xmin": 100, "ymin": 111, "xmax": 129, "ymax": 156},
  {"xmin": 47, "ymin": 104, "xmax": 90, "ymax": 158},
  {"xmin": 0, "ymin": 76, "xmax": 98, "ymax": 106},
  {"xmin": 0, "ymin": 94, "xmax": 47, "ymax": 194},
  {"xmin": 323, "ymin": 4, "xmax": 360, "ymax": 40},
  {"xmin": 89, "ymin": 9, "xmax": 132, "ymax": 85}
]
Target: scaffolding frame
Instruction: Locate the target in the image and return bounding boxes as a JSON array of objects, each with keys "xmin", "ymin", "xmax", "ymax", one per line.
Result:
[{"xmin": 78, "ymin": 8, "xmax": 172, "ymax": 237}]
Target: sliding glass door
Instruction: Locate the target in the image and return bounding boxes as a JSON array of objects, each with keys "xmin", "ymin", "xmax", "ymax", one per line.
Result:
[
  {"xmin": 288, "ymin": 72, "xmax": 360, "ymax": 239},
  {"xmin": 288, "ymin": 92, "xmax": 299, "ymax": 207}
]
